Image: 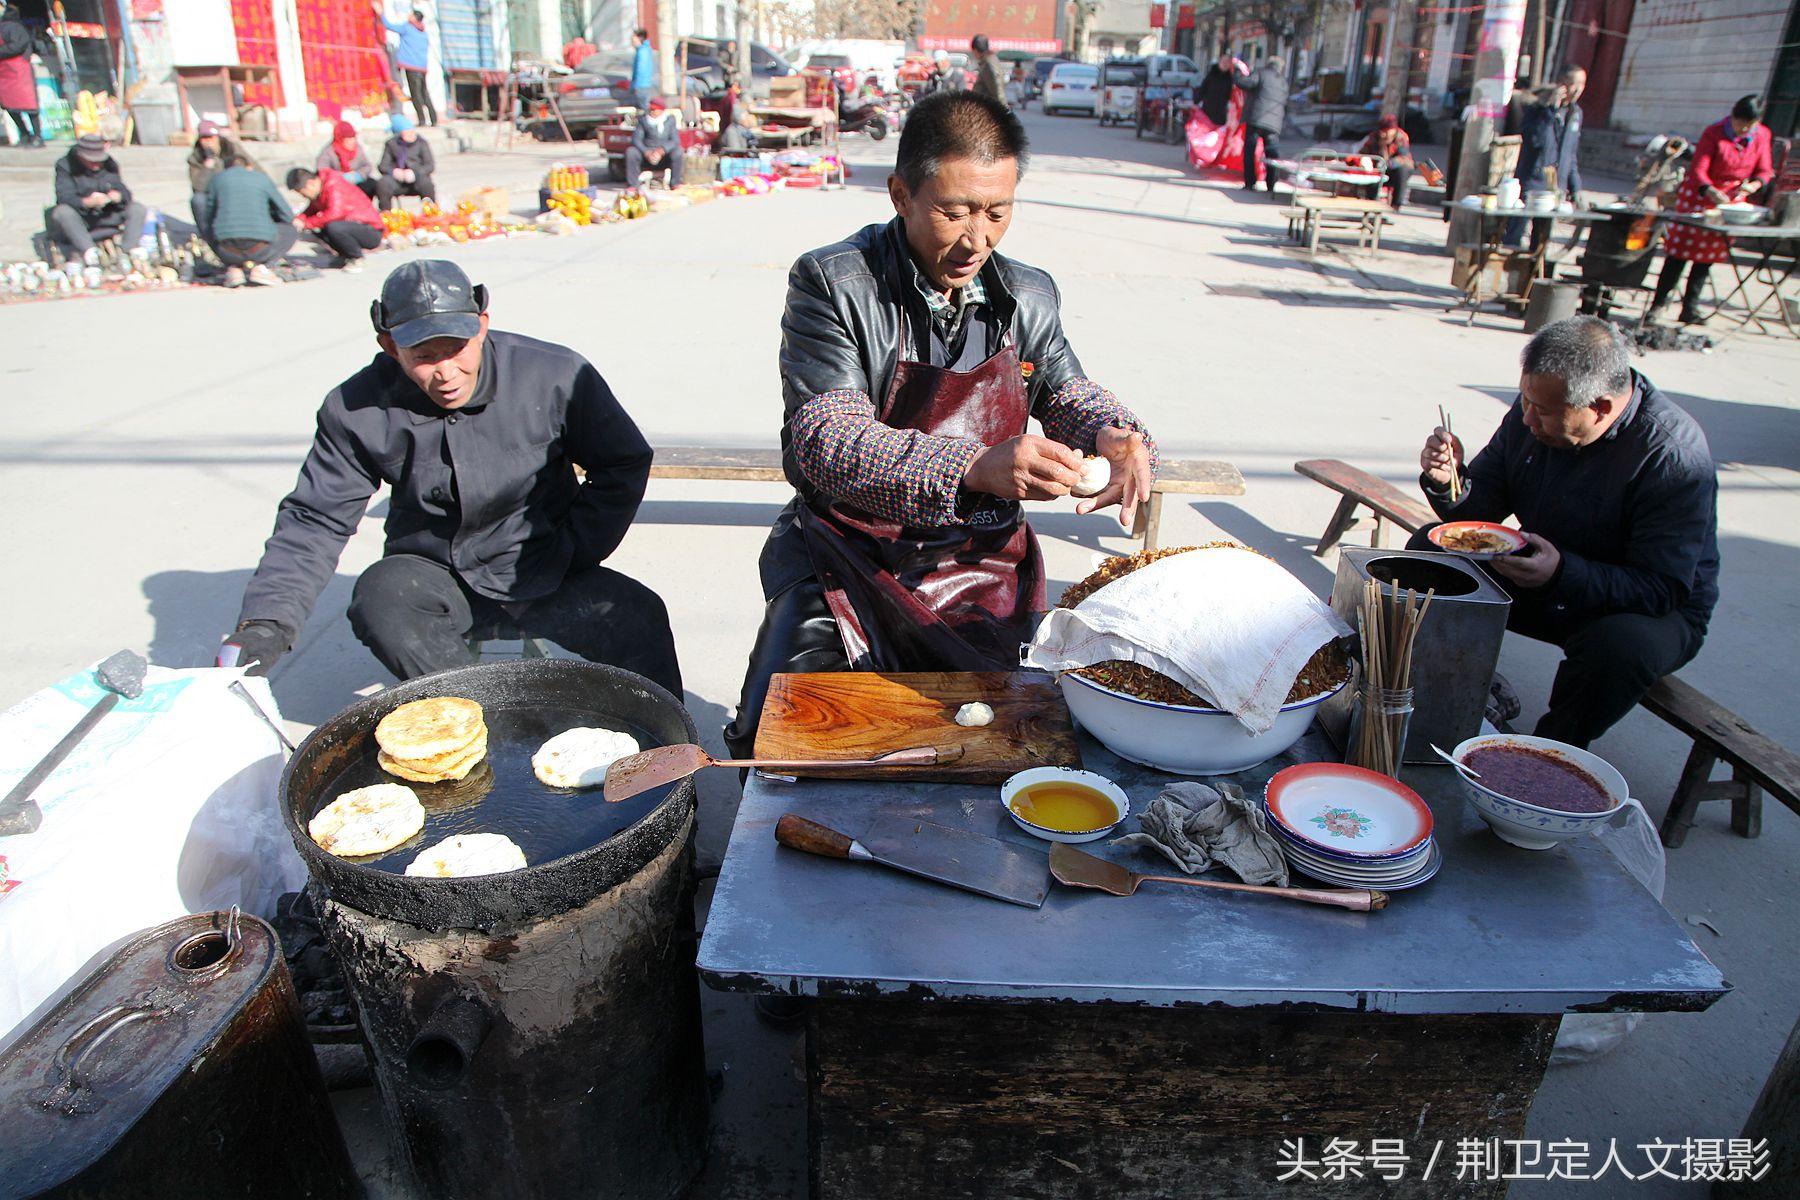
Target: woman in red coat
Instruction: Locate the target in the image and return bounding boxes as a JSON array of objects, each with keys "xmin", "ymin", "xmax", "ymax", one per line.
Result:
[
  {"xmin": 1650, "ymin": 95, "xmax": 1775, "ymax": 325},
  {"xmin": 0, "ymin": 3, "xmax": 43, "ymax": 147}
]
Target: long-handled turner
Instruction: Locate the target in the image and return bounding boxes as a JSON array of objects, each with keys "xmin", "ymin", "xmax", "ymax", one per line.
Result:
[{"xmin": 1050, "ymin": 844, "xmax": 1387, "ymax": 912}]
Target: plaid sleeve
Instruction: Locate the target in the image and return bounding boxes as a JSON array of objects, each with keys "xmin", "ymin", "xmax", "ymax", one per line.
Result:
[
  {"xmin": 1036, "ymin": 377, "xmax": 1160, "ymax": 478},
  {"xmin": 790, "ymin": 389, "xmax": 984, "ymax": 527}
]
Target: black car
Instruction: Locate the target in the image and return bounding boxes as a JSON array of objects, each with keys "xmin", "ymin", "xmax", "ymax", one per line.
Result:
[
  {"xmin": 547, "ymin": 51, "xmax": 636, "ymax": 138},
  {"xmin": 1030, "ymin": 57, "xmax": 1061, "ymax": 99},
  {"xmin": 676, "ymin": 38, "xmax": 798, "ymax": 98}
]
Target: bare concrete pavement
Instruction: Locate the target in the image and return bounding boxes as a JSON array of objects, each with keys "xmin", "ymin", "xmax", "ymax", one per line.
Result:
[{"xmin": 1, "ymin": 109, "xmax": 1796, "ymax": 1197}]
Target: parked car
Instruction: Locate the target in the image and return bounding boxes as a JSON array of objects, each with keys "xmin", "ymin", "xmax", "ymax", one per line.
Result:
[
  {"xmin": 677, "ymin": 38, "xmax": 798, "ymax": 100},
  {"xmin": 1030, "ymin": 57, "xmax": 1061, "ymax": 99},
  {"xmin": 1141, "ymin": 52, "xmax": 1202, "ymax": 89},
  {"xmin": 1043, "ymin": 62, "xmax": 1099, "ymax": 116},
  {"xmin": 547, "ymin": 51, "xmax": 636, "ymax": 138}
]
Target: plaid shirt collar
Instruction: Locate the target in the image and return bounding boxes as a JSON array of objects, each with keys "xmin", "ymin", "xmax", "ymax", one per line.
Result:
[{"xmin": 909, "ymin": 256, "xmax": 987, "ymax": 335}]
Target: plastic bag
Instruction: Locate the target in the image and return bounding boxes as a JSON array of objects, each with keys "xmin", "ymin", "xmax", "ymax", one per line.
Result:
[{"xmin": 1551, "ymin": 798, "xmax": 1665, "ymax": 1064}]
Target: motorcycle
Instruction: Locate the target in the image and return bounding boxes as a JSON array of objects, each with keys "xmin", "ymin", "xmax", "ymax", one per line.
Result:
[{"xmin": 837, "ymin": 95, "xmax": 890, "ymax": 140}]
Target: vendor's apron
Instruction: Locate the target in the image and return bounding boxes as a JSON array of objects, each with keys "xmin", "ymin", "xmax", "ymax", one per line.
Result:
[
  {"xmin": 0, "ymin": 51, "xmax": 35, "ymax": 113},
  {"xmin": 1664, "ymin": 175, "xmax": 1739, "ymax": 266},
  {"xmin": 798, "ymin": 331, "xmax": 1043, "ymax": 672}
]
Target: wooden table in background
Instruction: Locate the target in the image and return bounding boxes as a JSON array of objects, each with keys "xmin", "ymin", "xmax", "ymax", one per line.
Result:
[{"xmin": 175, "ymin": 64, "xmax": 284, "ymax": 142}]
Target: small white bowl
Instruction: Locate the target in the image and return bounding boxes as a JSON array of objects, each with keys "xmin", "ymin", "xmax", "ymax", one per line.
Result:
[
  {"xmin": 999, "ymin": 767, "xmax": 1130, "ymax": 844},
  {"xmin": 1450, "ymin": 734, "xmax": 1641, "ymax": 850}
]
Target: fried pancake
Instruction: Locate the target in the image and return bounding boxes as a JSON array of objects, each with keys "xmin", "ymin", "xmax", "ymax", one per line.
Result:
[
  {"xmin": 405, "ymin": 832, "xmax": 528, "ymax": 878},
  {"xmin": 376, "ymin": 697, "xmax": 486, "ymax": 762},
  {"xmin": 532, "ymin": 727, "xmax": 641, "ymax": 789},
  {"xmin": 309, "ymin": 783, "xmax": 425, "ymax": 857},
  {"xmin": 378, "ymin": 728, "xmax": 489, "ymax": 782}
]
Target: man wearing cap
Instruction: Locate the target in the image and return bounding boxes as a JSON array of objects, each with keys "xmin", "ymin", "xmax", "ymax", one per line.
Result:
[
  {"xmin": 187, "ymin": 119, "xmax": 261, "ymax": 239},
  {"xmin": 220, "ymin": 260, "xmax": 681, "ymax": 694},
  {"xmin": 371, "ymin": 0, "xmax": 437, "ymax": 126},
  {"xmin": 627, "ymin": 96, "xmax": 683, "ymax": 187},
  {"xmin": 376, "ymin": 113, "xmax": 437, "ymax": 209},
  {"xmin": 47, "ymin": 134, "xmax": 146, "ymax": 266}
]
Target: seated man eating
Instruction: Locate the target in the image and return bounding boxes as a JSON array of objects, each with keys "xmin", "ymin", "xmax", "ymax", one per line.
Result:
[
  {"xmin": 219, "ymin": 259, "xmax": 680, "ymax": 695},
  {"xmin": 1414, "ymin": 315, "xmax": 1719, "ymax": 747},
  {"xmin": 725, "ymin": 89, "xmax": 1157, "ymax": 756}
]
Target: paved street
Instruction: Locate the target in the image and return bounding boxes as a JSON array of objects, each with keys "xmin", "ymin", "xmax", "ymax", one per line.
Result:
[{"xmin": 2, "ymin": 108, "xmax": 1796, "ymax": 1196}]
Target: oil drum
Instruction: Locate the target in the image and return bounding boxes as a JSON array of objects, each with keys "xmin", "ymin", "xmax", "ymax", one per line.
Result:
[
  {"xmin": 281, "ymin": 660, "xmax": 709, "ymax": 1200},
  {"xmin": 0, "ymin": 910, "xmax": 359, "ymax": 1199}
]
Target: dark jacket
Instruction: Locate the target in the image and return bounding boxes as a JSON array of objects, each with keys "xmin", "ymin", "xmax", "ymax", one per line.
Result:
[
  {"xmin": 204, "ymin": 165, "xmax": 293, "ymax": 242},
  {"xmin": 379, "ymin": 133, "xmax": 436, "ymax": 179},
  {"xmin": 762, "ymin": 217, "xmax": 1086, "ymax": 596},
  {"xmin": 1233, "ymin": 62, "xmax": 1287, "ymax": 133},
  {"xmin": 631, "ymin": 111, "xmax": 680, "ymax": 156},
  {"xmin": 1195, "ymin": 64, "xmax": 1235, "ymax": 125},
  {"xmin": 54, "ymin": 149, "xmax": 131, "ymax": 211},
  {"xmin": 1425, "ymin": 371, "xmax": 1719, "ymax": 633},
  {"xmin": 238, "ymin": 331, "xmax": 653, "ymax": 638},
  {"xmin": 973, "ymin": 54, "xmax": 1004, "ymax": 103},
  {"xmin": 188, "ymin": 136, "xmax": 259, "ymax": 194},
  {"xmin": 1515, "ymin": 100, "xmax": 1583, "ymax": 197}
]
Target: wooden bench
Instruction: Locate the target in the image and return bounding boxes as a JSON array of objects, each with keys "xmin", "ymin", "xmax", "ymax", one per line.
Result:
[
  {"xmin": 1293, "ymin": 458, "xmax": 1436, "ymax": 555},
  {"xmin": 1646, "ymin": 676, "xmax": 1800, "ymax": 848},
  {"xmin": 1296, "ymin": 456, "xmax": 1800, "ymax": 850},
  {"xmin": 649, "ymin": 447, "xmax": 1245, "ymax": 552}
]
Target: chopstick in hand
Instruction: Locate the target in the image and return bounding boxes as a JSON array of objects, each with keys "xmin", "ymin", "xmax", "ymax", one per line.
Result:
[{"xmin": 1437, "ymin": 405, "xmax": 1462, "ymax": 503}]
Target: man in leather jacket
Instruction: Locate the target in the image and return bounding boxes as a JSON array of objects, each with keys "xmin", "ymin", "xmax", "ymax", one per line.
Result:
[{"xmin": 723, "ymin": 90, "xmax": 1156, "ymax": 756}]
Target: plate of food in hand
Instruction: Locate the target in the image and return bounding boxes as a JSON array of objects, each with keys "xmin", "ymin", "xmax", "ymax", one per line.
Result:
[{"xmin": 1427, "ymin": 521, "xmax": 1527, "ymax": 559}]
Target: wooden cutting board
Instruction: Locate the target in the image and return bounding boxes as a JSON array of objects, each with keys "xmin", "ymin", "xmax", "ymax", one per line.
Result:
[{"xmin": 754, "ymin": 671, "xmax": 1082, "ymax": 784}]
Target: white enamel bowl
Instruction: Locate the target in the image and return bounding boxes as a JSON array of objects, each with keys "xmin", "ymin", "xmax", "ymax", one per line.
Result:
[
  {"xmin": 1000, "ymin": 767, "xmax": 1131, "ymax": 844},
  {"xmin": 1451, "ymin": 734, "xmax": 1642, "ymax": 850},
  {"xmin": 1058, "ymin": 672, "xmax": 1346, "ymax": 776}
]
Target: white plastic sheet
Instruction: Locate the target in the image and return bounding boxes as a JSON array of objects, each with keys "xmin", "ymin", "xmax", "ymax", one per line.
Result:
[{"xmin": 0, "ymin": 665, "xmax": 305, "ymax": 1038}]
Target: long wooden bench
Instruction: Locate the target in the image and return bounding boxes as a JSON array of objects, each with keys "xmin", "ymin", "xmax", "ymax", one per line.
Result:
[
  {"xmin": 1296, "ymin": 456, "xmax": 1799, "ymax": 849},
  {"xmin": 1294, "ymin": 457, "xmax": 1436, "ymax": 554},
  {"xmin": 651, "ymin": 447, "xmax": 1245, "ymax": 552}
]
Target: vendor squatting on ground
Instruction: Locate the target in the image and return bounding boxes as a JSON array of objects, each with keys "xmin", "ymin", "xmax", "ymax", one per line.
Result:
[{"xmin": 213, "ymin": 92, "xmax": 1720, "ymax": 762}]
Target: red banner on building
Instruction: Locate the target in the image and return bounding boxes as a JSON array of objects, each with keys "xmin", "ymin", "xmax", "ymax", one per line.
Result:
[
  {"xmin": 919, "ymin": 1, "xmax": 1060, "ymax": 56},
  {"xmin": 1150, "ymin": 3, "xmax": 1165, "ymax": 29},
  {"xmin": 1176, "ymin": 3, "xmax": 1195, "ymax": 31}
]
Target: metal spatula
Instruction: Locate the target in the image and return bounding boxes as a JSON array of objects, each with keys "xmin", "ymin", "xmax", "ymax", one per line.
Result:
[
  {"xmin": 1049, "ymin": 844, "xmax": 1388, "ymax": 912},
  {"xmin": 602, "ymin": 744, "xmax": 947, "ymax": 803}
]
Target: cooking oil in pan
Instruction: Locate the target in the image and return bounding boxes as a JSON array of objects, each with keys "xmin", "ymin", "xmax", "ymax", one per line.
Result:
[{"xmin": 315, "ymin": 704, "xmax": 674, "ymax": 875}]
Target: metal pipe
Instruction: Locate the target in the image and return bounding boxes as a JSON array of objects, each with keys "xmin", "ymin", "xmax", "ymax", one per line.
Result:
[{"xmin": 406, "ymin": 995, "xmax": 491, "ymax": 1089}]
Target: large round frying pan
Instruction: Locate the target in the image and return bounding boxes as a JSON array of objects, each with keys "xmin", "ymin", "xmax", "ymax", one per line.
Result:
[{"xmin": 282, "ymin": 659, "xmax": 698, "ymax": 933}]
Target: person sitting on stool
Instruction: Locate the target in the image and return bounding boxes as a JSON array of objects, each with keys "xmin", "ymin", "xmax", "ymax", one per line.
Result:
[
  {"xmin": 1413, "ymin": 316, "xmax": 1718, "ymax": 748},
  {"xmin": 375, "ymin": 113, "xmax": 437, "ymax": 210},
  {"xmin": 218, "ymin": 260, "xmax": 681, "ymax": 694},
  {"xmin": 287, "ymin": 166, "xmax": 385, "ymax": 272},
  {"xmin": 627, "ymin": 96, "xmax": 684, "ymax": 187},
  {"xmin": 47, "ymin": 134, "xmax": 147, "ymax": 267},
  {"xmin": 203, "ymin": 154, "xmax": 296, "ymax": 288}
]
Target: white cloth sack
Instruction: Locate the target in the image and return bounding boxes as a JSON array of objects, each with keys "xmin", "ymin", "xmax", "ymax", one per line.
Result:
[
  {"xmin": 0, "ymin": 665, "xmax": 305, "ymax": 1040},
  {"xmin": 1024, "ymin": 546, "xmax": 1352, "ymax": 734}
]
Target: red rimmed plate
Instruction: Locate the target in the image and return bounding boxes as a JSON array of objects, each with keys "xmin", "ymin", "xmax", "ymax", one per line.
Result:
[
  {"xmin": 1427, "ymin": 521, "xmax": 1528, "ymax": 560},
  {"xmin": 1264, "ymin": 763, "xmax": 1434, "ymax": 858}
]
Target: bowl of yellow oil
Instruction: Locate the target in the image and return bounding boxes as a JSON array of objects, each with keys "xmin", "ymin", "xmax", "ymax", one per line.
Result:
[{"xmin": 1000, "ymin": 767, "xmax": 1130, "ymax": 844}]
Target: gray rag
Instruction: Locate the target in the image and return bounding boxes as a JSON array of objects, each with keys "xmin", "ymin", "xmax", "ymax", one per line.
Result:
[{"xmin": 1112, "ymin": 781, "xmax": 1291, "ymax": 887}]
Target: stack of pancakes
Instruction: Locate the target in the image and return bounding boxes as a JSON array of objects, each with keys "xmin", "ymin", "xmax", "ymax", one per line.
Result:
[{"xmin": 376, "ymin": 696, "xmax": 489, "ymax": 784}]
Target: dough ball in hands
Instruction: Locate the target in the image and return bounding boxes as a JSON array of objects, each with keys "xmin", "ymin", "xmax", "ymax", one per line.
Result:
[
  {"xmin": 309, "ymin": 784, "xmax": 426, "ymax": 858},
  {"xmin": 532, "ymin": 727, "xmax": 642, "ymax": 789},
  {"xmin": 1071, "ymin": 455, "xmax": 1110, "ymax": 498}
]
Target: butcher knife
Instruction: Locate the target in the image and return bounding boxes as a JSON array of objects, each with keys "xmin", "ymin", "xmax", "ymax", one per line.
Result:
[
  {"xmin": 0, "ymin": 649, "xmax": 146, "ymax": 837},
  {"xmin": 774, "ymin": 813, "xmax": 1050, "ymax": 908}
]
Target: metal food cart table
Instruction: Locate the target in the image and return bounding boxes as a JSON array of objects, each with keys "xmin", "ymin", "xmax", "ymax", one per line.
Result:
[
  {"xmin": 1665, "ymin": 215, "xmax": 1800, "ymax": 338},
  {"xmin": 1445, "ymin": 203, "xmax": 1611, "ymax": 324},
  {"xmin": 699, "ymin": 728, "xmax": 1727, "ymax": 1199}
]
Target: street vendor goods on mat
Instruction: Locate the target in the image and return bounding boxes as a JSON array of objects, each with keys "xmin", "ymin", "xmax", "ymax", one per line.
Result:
[
  {"xmin": 405, "ymin": 831, "xmax": 527, "ymax": 877},
  {"xmin": 1026, "ymin": 543, "xmax": 1351, "ymax": 733},
  {"xmin": 308, "ymin": 782, "xmax": 426, "ymax": 856},
  {"xmin": 531, "ymin": 726, "xmax": 641, "ymax": 788},
  {"xmin": 375, "ymin": 696, "xmax": 489, "ymax": 783}
]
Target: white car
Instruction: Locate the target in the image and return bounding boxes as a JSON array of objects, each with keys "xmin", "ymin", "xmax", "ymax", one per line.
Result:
[{"xmin": 1043, "ymin": 63, "xmax": 1099, "ymax": 116}]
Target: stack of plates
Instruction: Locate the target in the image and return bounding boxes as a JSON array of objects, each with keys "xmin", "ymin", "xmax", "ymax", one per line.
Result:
[{"xmin": 1262, "ymin": 764, "xmax": 1441, "ymax": 891}]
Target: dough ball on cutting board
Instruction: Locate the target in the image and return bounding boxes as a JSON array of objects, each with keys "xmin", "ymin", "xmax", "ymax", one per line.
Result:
[
  {"xmin": 955, "ymin": 702, "xmax": 995, "ymax": 727},
  {"xmin": 1071, "ymin": 455, "xmax": 1110, "ymax": 498},
  {"xmin": 376, "ymin": 697, "xmax": 486, "ymax": 763},
  {"xmin": 405, "ymin": 833, "xmax": 528, "ymax": 878},
  {"xmin": 309, "ymin": 784, "xmax": 426, "ymax": 858},
  {"xmin": 532, "ymin": 727, "xmax": 642, "ymax": 789}
]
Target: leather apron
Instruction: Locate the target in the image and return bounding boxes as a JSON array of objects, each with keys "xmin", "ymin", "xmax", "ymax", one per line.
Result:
[{"xmin": 797, "ymin": 327, "xmax": 1044, "ymax": 672}]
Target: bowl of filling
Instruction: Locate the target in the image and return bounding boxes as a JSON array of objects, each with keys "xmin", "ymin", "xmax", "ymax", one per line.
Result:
[
  {"xmin": 1427, "ymin": 521, "xmax": 1527, "ymax": 559},
  {"xmin": 1000, "ymin": 767, "xmax": 1130, "ymax": 843},
  {"xmin": 1052, "ymin": 546, "xmax": 1352, "ymax": 776},
  {"xmin": 1450, "ymin": 734, "xmax": 1640, "ymax": 849}
]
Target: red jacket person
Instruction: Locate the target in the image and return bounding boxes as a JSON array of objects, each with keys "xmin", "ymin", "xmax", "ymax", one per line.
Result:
[{"xmin": 725, "ymin": 90, "xmax": 1157, "ymax": 756}]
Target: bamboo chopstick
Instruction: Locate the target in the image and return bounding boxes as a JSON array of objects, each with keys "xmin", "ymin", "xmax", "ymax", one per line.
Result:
[{"xmin": 1438, "ymin": 405, "xmax": 1462, "ymax": 503}]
